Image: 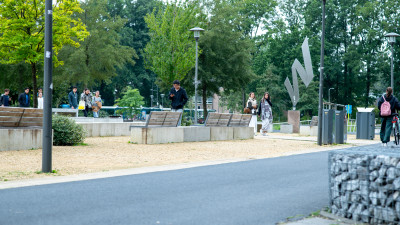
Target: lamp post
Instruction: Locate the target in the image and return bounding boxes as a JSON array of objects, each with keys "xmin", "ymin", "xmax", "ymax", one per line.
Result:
[
  {"xmin": 385, "ymin": 33, "xmax": 400, "ymax": 91},
  {"xmin": 160, "ymin": 94, "xmax": 165, "ymax": 108},
  {"xmin": 317, "ymin": 0, "xmax": 326, "ymax": 146},
  {"xmin": 42, "ymin": 0, "xmax": 53, "ymax": 172},
  {"xmin": 150, "ymin": 95, "xmax": 154, "ymax": 108},
  {"xmin": 328, "ymin": 87, "xmax": 334, "ymax": 107},
  {"xmin": 190, "ymin": 27, "xmax": 204, "ymax": 125}
]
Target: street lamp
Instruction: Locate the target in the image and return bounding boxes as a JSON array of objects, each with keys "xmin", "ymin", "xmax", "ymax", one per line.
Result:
[
  {"xmin": 190, "ymin": 27, "xmax": 204, "ymax": 125},
  {"xmin": 317, "ymin": 0, "xmax": 326, "ymax": 146},
  {"xmin": 42, "ymin": 0, "xmax": 53, "ymax": 172},
  {"xmin": 150, "ymin": 95, "xmax": 154, "ymax": 108},
  {"xmin": 160, "ymin": 94, "xmax": 165, "ymax": 108},
  {"xmin": 385, "ymin": 32, "xmax": 400, "ymax": 91}
]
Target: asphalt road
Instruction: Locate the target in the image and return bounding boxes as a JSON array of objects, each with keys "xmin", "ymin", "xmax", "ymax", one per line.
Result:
[{"xmin": 0, "ymin": 151, "xmax": 330, "ymax": 225}]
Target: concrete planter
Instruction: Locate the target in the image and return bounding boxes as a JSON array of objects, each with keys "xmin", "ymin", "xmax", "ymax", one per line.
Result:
[
  {"xmin": 182, "ymin": 126, "xmax": 210, "ymax": 142},
  {"xmin": 0, "ymin": 128, "xmax": 43, "ymax": 151},
  {"xmin": 300, "ymin": 126, "xmax": 318, "ymax": 136},
  {"xmin": 210, "ymin": 127, "xmax": 234, "ymax": 141},
  {"xmin": 233, "ymin": 127, "xmax": 254, "ymax": 140},
  {"xmin": 79, "ymin": 122, "xmax": 146, "ymax": 137},
  {"xmin": 131, "ymin": 127, "xmax": 184, "ymax": 144},
  {"xmin": 280, "ymin": 124, "xmax": 293, "ymax": 134}
]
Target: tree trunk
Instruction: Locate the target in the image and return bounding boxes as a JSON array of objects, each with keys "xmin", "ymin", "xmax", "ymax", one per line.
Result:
[
  {"xmin": 31, "ymin": 62, "xmax": 38, "ymax": 108},
  {"xmin": 202, "ymin": 85, "xmax": 208, "ymax": 121}
]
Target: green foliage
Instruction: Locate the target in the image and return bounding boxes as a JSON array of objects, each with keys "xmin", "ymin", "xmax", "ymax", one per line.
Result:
[
  {"xmin": 183, "ymin": 0, "xmax": 256, "ymax": 118},
  {"xmin": 115, "ymin": 87, "xmax": 144, "ymax": 118},
  {"xmin": 55, "ymin": 0, "xmax": 137, "ymax": 87},
  {"xmin": 52, "ymin": 115, "xmax": 86, "ymax": 146},
  {"xmin": 107, "ymin": 0, "xmax": 160, "ymax": 106},
  {"xmin": 144, "ymin": 0, "xmax": 203, "ymax": 89},
  {"xmin": 0, "ymin": 0, "xmax": 89, "ymax": 107}
]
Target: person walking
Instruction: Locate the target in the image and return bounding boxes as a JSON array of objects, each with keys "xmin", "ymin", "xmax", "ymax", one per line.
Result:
[
  {"xmin": 169, "ymin": 80, "xmax": 188, "ymax": 126},
  {"xmin": 92, "ymin": 91, "xmax": 102, "ymax": 118},
  {"xmin": 18, "ymin": 88, "xmax": 30, "ymax": 107},
  {"xmin": 81, "ymin": 88, "xmax": 93, "ymax": 117},
  {"xmin": 37, "ymin": 92, "xmax": 44, "ymax": 109},
  {"xmin": 246, "ymin": 92, "xmax": 258, "ymax": 135},
  {"xmin": 68, "ymin": 87, "xmax": 79, "ymax": 109},
  {"xmin": 258, "ymin": 92, "xmax": 273, "ymax": 136},
  {"xmin": 378, "ymin": 87, "xmax": 400, "ymax": 147},
  {"xmin": 0, "ymin": 89, "xmax": 12, "ymax": 107}
]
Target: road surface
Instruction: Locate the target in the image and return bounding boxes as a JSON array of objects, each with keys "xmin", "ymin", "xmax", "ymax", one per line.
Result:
[{"xmin": 0, "ymin": 151, "xmax": 330, "ymax": 225}]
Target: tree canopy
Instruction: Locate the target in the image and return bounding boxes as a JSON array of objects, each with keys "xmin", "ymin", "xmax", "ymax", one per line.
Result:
[{"xmin": 0, "ymin": 0, "xmax": 89, "ymax": 107}]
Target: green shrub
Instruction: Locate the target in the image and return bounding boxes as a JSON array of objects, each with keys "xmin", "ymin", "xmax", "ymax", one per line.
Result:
[{"xmin": 52, "ymin": 115, "xmax": 86, "ymax": 146}]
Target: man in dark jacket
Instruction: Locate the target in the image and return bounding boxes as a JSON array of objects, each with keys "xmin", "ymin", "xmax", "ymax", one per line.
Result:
[
  {"xmin": 377, "ymin": 87, "xmax": 400, "ymax": 146},
  {"xmin": 169, "ymin": 80, "xmax": 188, "ymax": 126},
  {"xmin": 68, "ymin": 87, "xmax": 78, "ymax": 109},
  {"xmin": 18, "ymin": 88, "xmax": 30, "ymax": 107},
  {"xmin": 0, "ymin": 89, "xmax": 11, "ymax": 107}
]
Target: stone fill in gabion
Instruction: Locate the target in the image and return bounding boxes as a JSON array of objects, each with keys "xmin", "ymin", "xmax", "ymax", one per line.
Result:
[{"xmin": 329, "ymin": 145, "xmax": 400, "ymax": 225}]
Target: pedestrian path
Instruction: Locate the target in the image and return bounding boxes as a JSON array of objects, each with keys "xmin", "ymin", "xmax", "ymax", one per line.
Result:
[{"xmin": 257, "ymin": 133, "xmax": 380, "ymax": 146}]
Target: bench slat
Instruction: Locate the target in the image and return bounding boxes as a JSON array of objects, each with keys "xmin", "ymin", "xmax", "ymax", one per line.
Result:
[{"xmin": 0, "ymin": 107, "xmax": 43, "ymax": 113}]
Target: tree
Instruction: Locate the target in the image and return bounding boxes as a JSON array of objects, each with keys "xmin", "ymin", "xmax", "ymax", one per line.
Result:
[
  {"xmin": 0, "ymin": 0, "xmax": 89, "ymax": 107},
  {"xmin": 107, "ymin": 0, "xmax": 161, "ymax": 106},
  {"xmin": 55, "ymin": 0, "xmax": 137, "ymax": 88},
  {"xmin": 144, "ymin": 0, "xmax": 203, "ymax": 89},
  {"xmin": 188, "ymin": 1, "xmax": 255, "ymax": 118},
  {"xmin": 115, "ymin": 87, "xmax": 144, "ymax": 119}
]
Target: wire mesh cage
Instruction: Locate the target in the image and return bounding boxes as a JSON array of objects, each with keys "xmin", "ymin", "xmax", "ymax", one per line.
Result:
[{"xmin": 329, "ymin": 147, "xmax": 400, "ymax": 225}]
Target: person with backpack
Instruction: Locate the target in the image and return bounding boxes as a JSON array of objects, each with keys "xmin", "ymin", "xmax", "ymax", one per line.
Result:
[{"xmin": 378, "ymin": 87, "xmax": 400, "ymax": 146}]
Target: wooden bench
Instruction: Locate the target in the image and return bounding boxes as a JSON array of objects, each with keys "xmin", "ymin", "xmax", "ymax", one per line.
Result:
[
  {"xmin": 204, "ymin": 113, "xmax": 232, "ymax": 127},
  {"xmin": 228, "ymin": 114, "xmax": 252, "ymax": 127},
  {"xmin": 0, "ymin": 107, "xmax": 43, "ymax": 127},
  {"xmin": 130, "ymin": 111, "xmax": 182, "ymax": 130},
  {"xmin": 130, "ymin": 111, "xmax": 183, "ymax": 144}
]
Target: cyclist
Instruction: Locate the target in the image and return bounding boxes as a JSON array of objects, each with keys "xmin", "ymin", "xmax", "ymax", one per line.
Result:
[{"xmin": 378, "ymin": 87, "xmax": 400, "ymax": 147}]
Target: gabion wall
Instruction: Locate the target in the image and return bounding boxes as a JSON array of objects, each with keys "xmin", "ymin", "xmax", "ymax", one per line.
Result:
[{"xmin": 329, "ymin": 146, "xmax": 400, "ymax": 225}]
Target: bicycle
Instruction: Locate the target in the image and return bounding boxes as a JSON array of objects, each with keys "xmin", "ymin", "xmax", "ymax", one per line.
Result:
[{"xmin": 392, "ymin": 113, "xmax": 400, "ymax": 145}]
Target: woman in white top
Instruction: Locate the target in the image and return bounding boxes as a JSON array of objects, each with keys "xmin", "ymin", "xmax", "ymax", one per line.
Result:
[
  {"xmin": 246, "ymin": 92, "xmax": 258, "ymax": 135},
  {"xmin": 37, "ymin": 92, "xmax": 44, "ymax": 109}
]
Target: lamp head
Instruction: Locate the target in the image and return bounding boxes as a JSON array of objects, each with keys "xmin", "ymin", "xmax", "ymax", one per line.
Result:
[
  {"xmin": 190, "ymin": 27, "xmax": 204, "ymax": 40},
  {"xmin": 385, "ymin": 33, "xmax": 400, "ymax": 44}
]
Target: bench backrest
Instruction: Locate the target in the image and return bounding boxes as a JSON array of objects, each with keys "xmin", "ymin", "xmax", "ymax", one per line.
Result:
[
  {"xmin": 205, "ymin": 113, "xmax": 232, "ymax": 127},
  {"xmin": 228, "ymin": 114, "xmax": 252, "ymax": 127},
  {"xmin": 146, "ymin": 111, "xmax": 182, "ymax": 127},
  {"xmin": 0, "ymin": 107, "xmax": 43, "ymax": 127}
]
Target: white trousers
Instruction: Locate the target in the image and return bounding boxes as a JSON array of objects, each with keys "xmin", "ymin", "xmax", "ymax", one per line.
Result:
[{"xmin": 249, "ymin": 115, "xmax": 257, "ymax": 134}]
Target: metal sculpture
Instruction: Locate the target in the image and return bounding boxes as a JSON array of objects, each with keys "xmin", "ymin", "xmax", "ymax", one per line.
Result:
[{"xmin": 284, "ymin": 37, "xmax": 314, "ymax": 110}]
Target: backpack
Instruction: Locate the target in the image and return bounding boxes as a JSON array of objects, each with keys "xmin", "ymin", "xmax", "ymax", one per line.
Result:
[{"xmin": 381, "ymin": 95, "xmax": 392, "ymax": 116}]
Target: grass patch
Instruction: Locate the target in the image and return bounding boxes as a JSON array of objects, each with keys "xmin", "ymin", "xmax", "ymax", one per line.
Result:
[
  {"xmin": 35, "ymin": 169, "xmax": 58, "ymax": 174},
  {"xmin": 307, "ymin": 209, "xmax": 320, "ymax": 218},
  {"xmin": 74, "ymin": 143, "xmax": 89, "ymax": 146}
]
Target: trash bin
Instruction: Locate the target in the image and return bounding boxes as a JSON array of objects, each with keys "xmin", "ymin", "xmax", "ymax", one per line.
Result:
[
  {"xmin": 333, "ymin": 110, "xmax": 347, "ymax": 144},
  {"xmin": 356, "ymin": 108, "xmax": 375, "ymax": 140},
  {"xmin": 322, "ymin": 109, "xmax": 334, "ymax": 144}
]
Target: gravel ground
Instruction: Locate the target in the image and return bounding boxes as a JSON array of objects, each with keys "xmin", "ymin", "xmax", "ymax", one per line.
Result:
[{"xmin": 0, "ymin": 133, "xmax": 362, "ymax": 182}]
